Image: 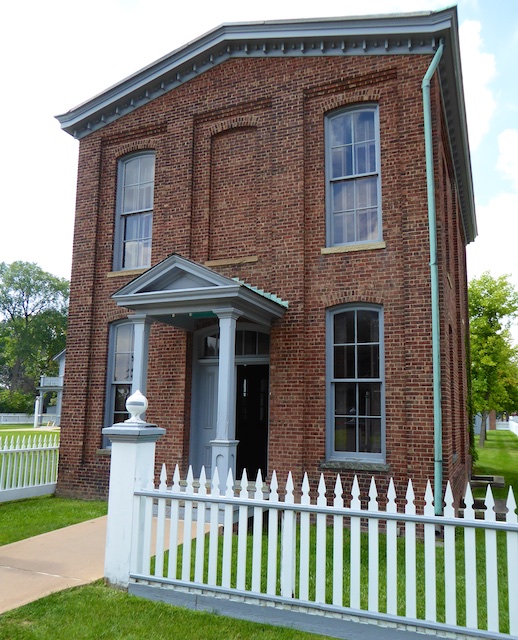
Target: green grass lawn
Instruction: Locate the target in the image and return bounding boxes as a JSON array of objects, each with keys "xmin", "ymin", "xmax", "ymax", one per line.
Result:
[
  {"xmin": 473, "ymin": 429, "xmax": 518, "ymax": 501},
  {"xmin": 0, "ymin": 581, "xmax": 330, "ymax": 640},
  {"xmin": 0, "ymin": 496, "xmax": 107, "ymax": 546},
  {"xmin": 0, "ymin": 423, "xmax": 59, "ymax": 444}
]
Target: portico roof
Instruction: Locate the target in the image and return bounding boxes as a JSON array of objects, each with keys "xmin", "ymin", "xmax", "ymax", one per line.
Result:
[{"xmin": 112, "ymin": 254, "xmax": 288, "ymax": 330}]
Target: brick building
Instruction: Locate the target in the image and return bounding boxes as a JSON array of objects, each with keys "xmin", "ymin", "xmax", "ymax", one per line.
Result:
[{"xmin": 56, "ymin": 7, "xmax": 476, "ymax": 506}]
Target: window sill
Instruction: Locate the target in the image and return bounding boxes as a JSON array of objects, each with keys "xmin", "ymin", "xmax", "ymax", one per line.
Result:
[
  {"xmin": 320, "ymin": 460, "xmax": 391, "ymax": 473},
  {"xmin": 204, "ymin": 256, "xmax": 258, "ymax": 267},
  {"xmin": 96, "ymin": 448, "xmax": 112, "ymax": 457},
  {"xmin": 107, "ymin": 268, "xmax": 148, "ymax": 278},
  {"xmin": 321, "ymin": 241, "xmax": 386, "ymax": 255}
]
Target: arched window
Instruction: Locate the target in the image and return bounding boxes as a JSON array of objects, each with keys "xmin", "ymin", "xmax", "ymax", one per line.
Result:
[
  {"xmin": 326, "ymin": 106, "xmax": 381, "ymax": 247},
  {"xmin": 114, "ymin": 152, "xmax": 155, "ymax": 270},
  {"xmin": 327, "ymin": 305, "xmax": 385, "ymax": 460}
]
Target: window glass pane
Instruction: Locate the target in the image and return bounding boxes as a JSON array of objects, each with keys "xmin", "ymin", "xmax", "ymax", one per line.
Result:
[
  {"xmin": 354, "ymin": 111, "xmax": 375, "ymax": 143},
  {"xmin": 357, "ymin": 310, "xmax": 379, "ymax": 342},
  {"xmin": 335, "ymin": 416, "xmax": 356, "ymax": 452},
  {"xmin": 138, "ymin": 183, "xmax": 154, "ymax": 211},
  {"xmin": 332, "ymin": 146, "xmax": 353, "ymax": 179},
  {"xmin": 335, "ymin": 382, "xmax": 355, "ymax": 416},
  {"xmin": 244, "ymin": 330, "xmax": 256, "ymax": 355},
  {"xmin": 358, "ymin": 418, "xmax": 381, "ymax": 453},
  {"xmin": 257, "ymin": 332, "xmax": 270, "ymax": 354},
  {"xmin": 124, "ymin": 214, "xmax": 139, "ymax": 241},
  {"xmin": 330, "ymin": 114, "xmax": 352, "ymax": 146},
  {"xmin": 123, "ymin": 241, "xmax": 138, "ymax": 269},
  {"xmin": 123, "ymin": 186, "xmax": 138, "ymax": 213},
  {"xmin": 115, "ymin": 324, "xmax": 134, "ymax": 354},
  {"xmin": 124, "ymin": 159, "xmax": 139, "ymax": 186},
  {"xmin": 114, "ymin": 384, "xmax": 131, "ymax": 413},
  {"xmin": 141, "ymin": 213, "xmax": 152, "ymax": 239},
  {"xmin": 358, "ymin": 383, "xmax": 381, "ymax": 415},
  {"xmin": 334, "ymin": 345, "xmax": 355, "ymax": 378},
  {"xmin": 140, "ymin": 239, "xmax": 152, "ymax": 267},
  {"xmin": 140, "ymin": 155, "xmax": 155, "ymax": 183},
  {"xmin": 204, "ymin": 335, "xmax": 219, "ymax": 357},
  {"xmin": 331, "ymin": 182, "xmax": 354, "ymax": 213},
  {"xmin": 115, "ymin": 353, "xmax": 133, "ymax": 382},
  {"xmin": 357, "ymin": 345, "xmax": 379, "ymax": 378},
  {"xmin": 334, "ymin": 311, "xmax": 355, "ymax": 344}
]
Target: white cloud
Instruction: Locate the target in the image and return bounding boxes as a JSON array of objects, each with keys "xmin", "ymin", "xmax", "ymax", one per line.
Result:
[
  {"xmin": 496, "ymin": 129, "xmax": 518, "ymax": 192},
  {"xmin": 459, "ymin": 19, "xmax": 497, "ymax": 150}
]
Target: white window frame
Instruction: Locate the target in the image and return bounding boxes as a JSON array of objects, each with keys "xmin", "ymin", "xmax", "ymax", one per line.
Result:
[
  {"xmin": 325, "ymin": 105, "xmax": 382, "ymax": 247},
  {"xmin": 326, "ymin": 304, "xmax": 385, "ymax": 462},
  {"xmin": 114, "ymin": 151, "xmax": 155, "ymax": 271},
  {"xmin": 104, "ymin": 321, "xmax": 135, "ymax": 435}
]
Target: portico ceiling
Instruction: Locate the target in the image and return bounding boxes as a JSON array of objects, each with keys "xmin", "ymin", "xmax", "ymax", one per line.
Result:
[{"xmin": 112, "ymin": 254, "xmax": 288, "ymax": 331}]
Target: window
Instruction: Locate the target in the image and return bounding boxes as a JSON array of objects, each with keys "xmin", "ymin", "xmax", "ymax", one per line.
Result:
[
  {"xmin": 327, "ymin": 306, "xmax": 384, "ymax": 460},
  {"xmin": 115, "ymin": 152, "xmax": 155, "ymax": 270},
  {"xmin": 326, "ymin": 107, "xmax": 381, "ymax": 246},
  {"xmin": 201, "ymin": 329, "xmax": 270, "ymax": 358},
  {"xmin": 106, "ymin": 322, "xmax": 134, "ymax": 425}
]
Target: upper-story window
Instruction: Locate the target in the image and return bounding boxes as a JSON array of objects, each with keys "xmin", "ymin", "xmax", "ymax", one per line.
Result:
[
  {"xmin": 326, "ymin": 106, "xmax": 381, "ymax": 247},
  {"xmin": 327, "ymin": 305, "xmax": 385, "ymax": 461},
  {"xmin": 115, "ymin": 152, "xmax": 155, "ymax": 270}
]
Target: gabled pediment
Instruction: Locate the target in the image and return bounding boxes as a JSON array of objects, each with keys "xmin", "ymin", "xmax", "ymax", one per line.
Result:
[{"xmin": 112, "ymin": 254, "xmax": 287, "ymax": 329}]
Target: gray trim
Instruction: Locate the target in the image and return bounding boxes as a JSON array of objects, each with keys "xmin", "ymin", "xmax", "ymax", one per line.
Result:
[{"xmin": 129, "ymin": 583, "xmax": 490, "ymax": 640}]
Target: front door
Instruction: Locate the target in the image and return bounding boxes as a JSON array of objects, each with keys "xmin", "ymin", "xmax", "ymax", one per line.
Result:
[
  {"xmin": 190, "ymin": 364, "xmax": 218, "ymax": 478},
  {"xmin": 235, "ymin": 364, "xmax": 269, "ymax": 479}
]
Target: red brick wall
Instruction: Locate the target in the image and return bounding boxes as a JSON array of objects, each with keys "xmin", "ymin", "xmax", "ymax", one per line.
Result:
[{"xmin": 57, "ymin": 54, "xmax": 471, "ymax": 507}]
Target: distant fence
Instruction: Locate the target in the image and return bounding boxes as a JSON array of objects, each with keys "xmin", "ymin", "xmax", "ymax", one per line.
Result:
[
  {"xmin": 0, "ymin": 434, "xmax": 59, "ymax": 502},
  {"xmin": 130, "ymin": 466, "xmax": 518, "ymax": 639},
  {"xmin": 0, "ymin": 413, "xmax": 34, "ymax": 424}
]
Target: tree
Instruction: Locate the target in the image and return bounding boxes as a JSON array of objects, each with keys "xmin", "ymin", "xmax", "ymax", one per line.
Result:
[
  {"xmin": 468, "ymin": 272, "xmax": 518, "ymax": 446},
  {"xmin": 0, "ymin": 261, "xmax": 69, "ymax": 395}
]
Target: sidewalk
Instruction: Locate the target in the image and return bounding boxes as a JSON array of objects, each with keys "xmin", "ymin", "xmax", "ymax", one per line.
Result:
[{"xmin": 0, "ymin": 516, "xmax": 107, "ymax": 614}]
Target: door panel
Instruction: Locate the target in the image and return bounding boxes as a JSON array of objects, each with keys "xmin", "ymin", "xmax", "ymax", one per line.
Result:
[{"xmin": 190, "ymin": 364, "xmax": 218, "ymax": 477}]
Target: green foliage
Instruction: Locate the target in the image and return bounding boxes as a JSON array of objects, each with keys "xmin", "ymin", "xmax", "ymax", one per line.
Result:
[
  {"xmin": 0, "ymin": 261, "xmax": 69, "ymax": 395},
  {"xmin": 468, "ymin": 273, "xmax": 518, "ymax": 444},
  {"xmin": 0, "ymin": 389, "xmax": 34, "ymax": 413}
]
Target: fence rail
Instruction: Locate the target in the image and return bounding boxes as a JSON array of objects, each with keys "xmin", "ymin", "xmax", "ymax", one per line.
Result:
[
  {"xmin": 0, "ymin": 434, "xmax": 59, "ymax": 502},
  {"xmin": 131, "ymin": 465, "xmax": 518, "ymax": 639}
]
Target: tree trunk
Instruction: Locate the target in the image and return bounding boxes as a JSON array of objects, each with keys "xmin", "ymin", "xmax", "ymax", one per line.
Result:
[{"xmin": 478, "ymin": 410, "xmax": 488, "ymax": 447}]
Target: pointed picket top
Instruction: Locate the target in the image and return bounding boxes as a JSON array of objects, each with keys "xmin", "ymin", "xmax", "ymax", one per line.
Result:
[
  {"xmin": 506, "ymin": 486, "xmax": 517, "ymax": 524},
  {"xmin": 351, "ymin": 475, "xmax": 361, "ymax": 509},
  {"xmin": 199, "ymin": 466, "xmax": 207, "ymax": 496},
  {"xmin": 239, "ymin": 468, "xmax": 249, "ymax": 499},
  {"xmin": 269, "ymin": 470, "xmax": 279, "ymax": 502},
  {"xmin": 368, "ymin": 477, "xmax": 378, "ymax": 511},
  {"xmin": 225, "ymin": 467, "xmax": 234, "ymax": 498},
  {"xmin": 334, "ymin": 474, "xmax": 344, "ymax": 509},
  {"xmin": 463, "ymin": 482, "xmax": 475, "ymax": 520},
  {"xmin": 285, "ymin": 471, "xmax": 294, "ymax": 504},
  {"xmin": 211, "ymin": 466, "xmax": 221, "ymax": 497},
  {"xmin": 424, "ymin": 480, "xmax": 434, "ymax": 516},
  {"xmin": 254, "ymin": 469, "xmax": 264, "ymax": 500},
  {"xmin": 443, "ymin": 481, "xmax": 455, "ymax": 518},
  {"xmin": 172, "ymin": 464, "xmax": 181, "ymax": 492},
  {"xmin": 485, "ymin": 484, "xmax": 496, "ymax": 522},
  {"xmin": 387, "ymin": 478, "xmax": 397, "ymax": 514},
  {"xmin": 300, "ymin": 473, "xmax": 311, "ymax": 505},
  {"xmin": 186, "ymin": 465, "xmax": 195, "ymax": 494},
  {"xmin": 317, "ymin": 474, "xmax": 327, "ymax": 506},
  {"xmin": 159, "ymin": 464, "xmax": 168, "ymax": 490}
]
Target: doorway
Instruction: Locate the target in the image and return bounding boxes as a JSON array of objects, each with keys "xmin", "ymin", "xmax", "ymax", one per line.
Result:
[{"xmin": 236, "ymin": 364, "xmax": 269, "ymax": 479}]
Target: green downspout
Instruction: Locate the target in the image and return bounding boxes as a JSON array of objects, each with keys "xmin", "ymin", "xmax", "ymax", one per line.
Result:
[{"xmin": 422, "ymin": 40, "xmax": 445, "ymax": 516}]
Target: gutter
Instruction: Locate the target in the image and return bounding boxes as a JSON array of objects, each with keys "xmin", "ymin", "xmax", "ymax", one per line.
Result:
[{"xmin": 422, "ymin": 40, "xmax": 444, "ymax": 516}]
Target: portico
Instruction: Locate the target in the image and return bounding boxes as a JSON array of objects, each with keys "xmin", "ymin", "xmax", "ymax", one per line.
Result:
[{"xmin": 111, "ymin": 254, "xmax": 288, "ymax": 485}]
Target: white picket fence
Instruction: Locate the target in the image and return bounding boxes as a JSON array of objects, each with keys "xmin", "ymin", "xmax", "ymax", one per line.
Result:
[
  {"xmin": 0, "ymin": 434, "xmax": 59, "ymax": 502},
  {"xmin": 130, "ymin": 466, "xmax": 518, "ymax": 639}
]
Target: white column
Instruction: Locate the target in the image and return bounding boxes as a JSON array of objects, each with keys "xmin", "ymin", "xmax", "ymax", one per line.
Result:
[
  {"xmin": 129, "ymin": 315, "xmax": 153, "ymax": 395},
  {"xmin": 211, "ymin": 308, "xmax": 242, "ymax": 489},
  {"xmin": 33, "ymin": 397, "xmax": 40, "ymax": 429},
  {"xmin": 102, "ymin": 417, "xmax": 165, "ymax": 588}
]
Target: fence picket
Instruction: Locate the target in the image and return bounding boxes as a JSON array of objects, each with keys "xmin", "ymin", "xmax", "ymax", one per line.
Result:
[
  {"xmin": 506, "ymin": 487, "xmax": 518, "ymax": 635},
  {"xmin": 315, "ymin": 474, "xmax": 327, "ymax": 604},
  {"xmin": 484, "ymin": 485, "xmax": 499, "ymax": 633},
  {"xmin": 251, "ymin": 470, "xmax": 264, "ymax": 593},
  {"xmin": 386, "ymin": 478, "xmax": 397, "ymax": 616},
  {"xmin": 267, "ymin": 471, "xmax": 279, "ymax": 596},
  {"xmin": 404, "ymin": 480, "xmax": 417, "ymax": 619},
  {"xmin": 332, "ymin": 474, "xmax": 344, "ymax": 607},
  {"xmin": 222, "ymin": 469, "xmax": 234, "ymax": 588},
  {"xmin": 463, "ymin": 483, "xmax": 478, "ymax": 630},
  {"xmin": 443, "ymin": 482, "xmax": 457, "ymax": 625},
  {"xmin": 236, "ymin": 469, "xmax": 249, "ymax": 591},
  {"xmin": 368, "ymin": 477, "xmax": 379, "ymax": 613},
  {"xmin": 423, "ymin": 481, "xmax": 436, "ymax": 622},
  {"xmin": 299, "ymin": 473, "xmax": 311, "ymax": 601},
  {"xmin": 154, "ymin": 465, "xmax": 167, "ymax": 578},
  {"xmin": 208, "ymin": 467, "xmax": 220, "ymax": 586},
  {"xmin": 181, "ymin": 467, "xmax": 195, "ymax": 582},
  {"xmin": 350, "ymin": 475, "xmax": 361, "ymax": 610},
  {"xmin": 167, "ymin": 465, "xmax": 181, "ymax": 581},
  {"xmin": 194, "ymin": 467, "xmax": 208, "ymax": 584},
  {"xmin": 281, "ymin": 472, "xmax": 295, "ymax": 599}
]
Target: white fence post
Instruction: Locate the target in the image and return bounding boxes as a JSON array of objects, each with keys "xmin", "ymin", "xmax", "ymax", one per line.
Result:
[{"xmin": 102, "ymin": 391, "xmax": 165, "ymax": 588}]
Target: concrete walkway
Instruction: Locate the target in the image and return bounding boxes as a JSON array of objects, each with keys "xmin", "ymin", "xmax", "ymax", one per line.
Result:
[{"xmin": 0, "ymin": 516, "xmax": 107, "ymax": 614}]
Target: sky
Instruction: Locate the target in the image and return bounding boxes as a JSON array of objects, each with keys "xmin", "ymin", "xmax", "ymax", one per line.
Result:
[{"xmin": 2, "ymin": 0, "xmax": 517, "ymax": 290}]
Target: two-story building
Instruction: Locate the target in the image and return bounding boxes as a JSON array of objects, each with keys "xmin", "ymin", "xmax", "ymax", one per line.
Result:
[{"xmin": 56, "ymin": 7, "xmax": 476, "ymax": 506}]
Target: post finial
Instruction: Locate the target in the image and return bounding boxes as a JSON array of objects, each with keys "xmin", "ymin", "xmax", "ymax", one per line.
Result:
[{"xmin": 125, "ymin": 390, "xmax": 148, "ymax": 424}]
